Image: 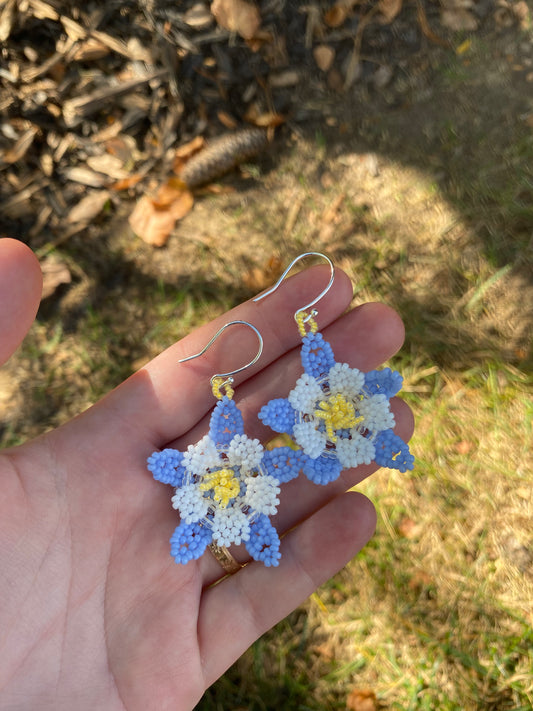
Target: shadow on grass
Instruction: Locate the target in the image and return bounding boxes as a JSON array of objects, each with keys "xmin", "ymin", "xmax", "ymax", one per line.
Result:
[{"xmin": 312, "ymin": 29, "xmax": 533, "ymax": 372}]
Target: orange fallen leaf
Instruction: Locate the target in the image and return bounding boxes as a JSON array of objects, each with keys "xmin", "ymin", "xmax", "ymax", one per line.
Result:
[
  {"xmin": 129, "ymin": 189, "xmax": 194, "ymax": 246},
  {"xmin": 109, "ymin": 173, "xmax": 144, "ymax": 191},
  {"xmin": 217, "ymin": 110, "xmax": 239, "ymax": 129},
  {"xmin": 398, "ymin": 516, "xmax": 423, "ymax": 539},
  {"xmin": 173, "ymin": 135, "xmax": 206, "ymax": 174},
  {"xmin": 324, "ymin": 4, "xmax": 349, "ymax": 28},
  {"xmin": 246, "ymin": 110, "xmax": 285, "ymax": 128},
  {"xmin": 455, "ymin": 440, "xmax": 474, "ymax": 455},
  {"xmin": 243, "ymin": 254, "xmax": 283, "ymax": 292},
  {"xmin": 346, "ymin": 688, "xmax": 377, "ymax": 711}
]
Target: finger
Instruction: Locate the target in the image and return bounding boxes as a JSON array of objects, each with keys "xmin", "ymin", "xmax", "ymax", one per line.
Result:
[
  {"xmin": 89, "ymin": 266, "xmax": 354, "ymax": 447},
  {"xmin": 198, "ymin": 490, "xmax": 377, "ymax": 687},
  {"xmin": 0, "ymin": 239, "xmax": 42, "ymax": 366}
]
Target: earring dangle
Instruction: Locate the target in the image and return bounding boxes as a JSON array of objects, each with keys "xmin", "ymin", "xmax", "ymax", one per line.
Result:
[
  {"xmin": 147, "ymin": 321, "xmax": 288, "ymax": 571},
  {"xmin": 255, "ymin": 252, "xmax": 414, "ymax": 486}
]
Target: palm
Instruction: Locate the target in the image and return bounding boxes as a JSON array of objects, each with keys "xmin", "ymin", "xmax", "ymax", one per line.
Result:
[{"xmin": 0, "ymin": 247, "xmax": 414, "ymax": 711}]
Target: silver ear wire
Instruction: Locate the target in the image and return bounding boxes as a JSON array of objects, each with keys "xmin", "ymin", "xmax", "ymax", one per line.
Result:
[
  {"xmin": 253, "ymin": 251, "xmax": 335, "ymax": 320},
  {"xmin": 178, "ymin": 320, "xmax": 263, "ymax": 388}
]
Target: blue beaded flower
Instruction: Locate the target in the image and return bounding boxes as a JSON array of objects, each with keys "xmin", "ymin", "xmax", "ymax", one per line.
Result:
[
  {"xmin": 148, "ymin": 395, "xmax": 298, "ymax": 566},
  {"xmin": 259, "ymin": 327, "xmax": 414, "ymax": 485}
]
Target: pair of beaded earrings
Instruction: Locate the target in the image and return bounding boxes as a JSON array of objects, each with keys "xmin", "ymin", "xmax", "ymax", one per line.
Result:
[{"xmin": 147, "ymin": 253, "xmax": 414, "ymax": 571}]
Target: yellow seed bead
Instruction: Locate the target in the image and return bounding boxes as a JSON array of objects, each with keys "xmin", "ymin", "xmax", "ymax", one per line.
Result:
[
  {"xmin": 314, "ymin": 393, "xmax": 363, "ymax": 443},
  {"xmin": 296, "ymin": 310, "xmax": 318, "ymax": 337},
  {"xmin": 211, "ymin": 376, "xmax": 234, "ymax": 400},
  {"xmin": 200, "ymin": 468, "xmax": 240, "ymax": 508}
]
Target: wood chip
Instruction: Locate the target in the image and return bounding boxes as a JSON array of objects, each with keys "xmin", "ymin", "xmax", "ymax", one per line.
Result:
[
  {"xmin": 0, "ymin": 0, "xmax": 16, "ymax": 43},
  {"xmin": 62, "ymin": 70, "xmax": 168, "ymax": 127},
  {"xmin": 40, "ymin": 255, "xmax": 72, "ymax": 299},
  {"xmin": 60, "ymin": 167, "xmax": 109, "ymax": 187},
  {"xmin": 66, "ymin": 190, "xmax": 111, "ymax": 224},
  {"xmin": 0, "ymin": 126, "xmax": 39, "ymax": 164},
  {"xmin": 211, "ymin": 0, "xmax": 261, "ymax": 40},
  {"xmin": 313, "ymin": 45, "xmax": 335, "ymax": 72},
  {"xmin": 87, "ymin": 154, "xmax": 129, "ymax": 179}
]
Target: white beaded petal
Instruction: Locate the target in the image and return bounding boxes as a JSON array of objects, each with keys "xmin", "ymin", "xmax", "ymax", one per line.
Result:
[
  {"xmin": 171, "ymin": 484, "xmax": 210, "ymax": 523},
  {"xmin": 211, "ymin": 506, "xmax": 251, "ymax": 546},
  {"xmin": 358, "ymin": 394, "xmax": 395, "ymax": 432},
  {"xmin": 328, "ymin": 362, "xmax": 365, "ymax": 395},
  {"xmin": 335, "ymin": 433, "xmax": 376, "ymax": 468},
  {"xmin": 288, "ymin": 373, "xmax": 323, "ymax": 414},
  {"xmin": 293, "ymin": 420, "xmax": 326, "ymax": 459},
  {"xmin": 227, "ymin": 434, "xmax": 263, "ymax": 471},
  {"xmin": 183, "ymin": 435, "xmax": 220, "ymax": 475},
  {"xmin": 244, "ymin": 474, "xmax": 280, "ymax": 515}
]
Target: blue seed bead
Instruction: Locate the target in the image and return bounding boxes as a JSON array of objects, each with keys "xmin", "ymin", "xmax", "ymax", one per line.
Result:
[
  {"xmin": 373, "ymin": 429, "xmax": 414, "ymax": 473},
  {"xmin": 209, "ymin": 396, "xmax": 244, "ymax": 446},
  {"xmin": 147, "ymin": 449, "xmax": 185, "ymax": 486},
  {"xmin": 170, "ymin": 520, "xmax": 213, "ymax": 564},
  {"xmin": 246, "ymin": 515, "xmax": 281, "ymax": 566},
  {"xmin": 263, "ymin": 446, "xmax": 306, "ymax": 483},
  {"xmin": 304, "ymin": 454, "xmax": 343, "ymax": 485},
  {"xmin": 364, "ymin": 368, "xmax": 404, "ymax": 398},
  {"xmin": 301, "ymin": 332, "xmax": 336, "ymax": 379},
  {"xmin": 258, "ymin": 398, "xmax": 296, "ymax": 435}
]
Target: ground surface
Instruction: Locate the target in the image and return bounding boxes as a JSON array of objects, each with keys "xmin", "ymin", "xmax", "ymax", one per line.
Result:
[{"xmin": 1, "ymin": 1, "xmax": 532, "ymax": 709}]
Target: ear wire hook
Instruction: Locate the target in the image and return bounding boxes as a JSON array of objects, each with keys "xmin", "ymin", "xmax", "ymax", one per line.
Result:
[
  {"xmin": 253, "ymin": 251, "xmax": 335, "ymax": 322},
  {"xmin": 178, "ymin": 320, "xmax": 263, "ymax": 392}
]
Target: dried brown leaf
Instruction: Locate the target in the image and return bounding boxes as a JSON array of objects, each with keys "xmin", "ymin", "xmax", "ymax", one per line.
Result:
[{"xmin": 211, "ymin": 0, "xmax": 261, "ymax": 40}]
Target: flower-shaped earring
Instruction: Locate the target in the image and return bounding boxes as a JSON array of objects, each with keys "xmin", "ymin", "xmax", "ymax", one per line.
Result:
[
  {"xmin": 147, "ymin": 321, "xmax": 289, "ymax": 571},
  {"xmin": 255, "ymin": 253, "xmax": 414, "ymax": 486}
]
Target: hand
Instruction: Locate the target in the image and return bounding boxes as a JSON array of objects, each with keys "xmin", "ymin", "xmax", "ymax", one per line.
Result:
[{"xmin": 0, "ymin": 239, "xmax": 414, "ymax": 711}]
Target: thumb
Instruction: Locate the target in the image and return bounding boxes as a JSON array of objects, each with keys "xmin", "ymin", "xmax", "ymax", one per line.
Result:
[{"xmin": 0, "ymin": 239, "xmax": 42, "ymax": 366}]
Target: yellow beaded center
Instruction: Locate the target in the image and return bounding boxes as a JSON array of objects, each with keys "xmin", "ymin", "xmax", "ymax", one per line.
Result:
[
  {"xmin": 199, "ymin": 468, "xmax": 240, "ymax": 508},
  {"xmin": 314, "ymin": 393, "xmax": 363, "ymax": 443}
]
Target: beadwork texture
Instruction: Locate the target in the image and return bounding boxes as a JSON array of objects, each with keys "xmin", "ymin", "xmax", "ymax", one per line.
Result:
[
  {"xmin": 259, "ymin": 331, "xmax": 414, "ymax": 484},
  {"xmin": 148, "ymin": 396, "xmax": 293, "ymax": 566}
]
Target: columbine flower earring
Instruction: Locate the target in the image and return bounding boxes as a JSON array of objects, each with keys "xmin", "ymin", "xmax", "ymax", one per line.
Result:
[
  {"xmin": 255, "ymin": 252, "xmax": 414, "ymax": 485},
  {"xmin": 147, "ymin": 320, "xmax": 285, "ymax": 572}
]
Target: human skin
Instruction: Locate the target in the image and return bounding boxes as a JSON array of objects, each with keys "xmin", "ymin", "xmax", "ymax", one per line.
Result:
[{"xmin": 0, "ymin": 239, "xmax": 414, "ymax": 710}]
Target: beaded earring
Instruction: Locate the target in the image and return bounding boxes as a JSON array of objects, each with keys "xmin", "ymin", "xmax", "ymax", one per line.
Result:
[
  {"xmin": 147, "ymin": 320, "xmax": 295, "ymax": 569},
  {"xmin": 255, "ymin": 253, "xmax": 414, "ymax": 486}
]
